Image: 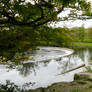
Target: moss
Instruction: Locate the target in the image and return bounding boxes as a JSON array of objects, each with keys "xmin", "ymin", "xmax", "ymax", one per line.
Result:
[
  {"xmin": 86, "ymin": 66, "xmax": 92, "ymax": 73},
  {"xmin": 77, "ymin": 80, "xmax": 87, "ymax": 84},
  {"xmin": 87, "ymin": 78, "xmax": 92, "ymax": 81},
  {"xmin": 89, "ymin": 84, "xmax": 92, "ymax": 88},
  {"xmin": 41, "ymin": 88, "xmax": 45, "ymax": 92},
  {"xmin": 71, "ymin": 89, "xmax": 78, "ymax": 92},
  {"xmin": 74, "ymin": 74, "xmax": 80, "ymax": 80}
]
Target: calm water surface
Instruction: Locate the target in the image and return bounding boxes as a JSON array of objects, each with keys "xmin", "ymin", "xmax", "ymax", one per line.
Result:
[{"xmin": 0, "ymin": 47, "xmax": 92, "ymax": 90}]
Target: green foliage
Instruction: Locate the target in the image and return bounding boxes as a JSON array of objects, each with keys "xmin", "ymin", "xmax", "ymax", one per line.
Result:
[
  {"xmin": 85, "ymin": 28, "xmax": 92, "ymax": 41},
  {"xmin": 38, "ymin": 26, "xmax": 73, "ymax": 47},
  {"xmin": 71, "ymin": 26, "xmax": 85, "ymax": 42},
  {"xmin": 89, "ymin": 84, "xmax": 92, "ymax": 88},
  {"xmin": 0, "ymin": 0, "xmax": 91, "ymax": 26},
  {"xmin": 0, "ymin": 26, "xmax": 39, "ymax": 62},
  {"xmin": 72, "ymin": 42, "xmax": 92, "ymax": 46},
  {"xmin": 0, "ymin": 80, "xmax": 23, "ymax": 92},
  {"xmin": 0, "ymin": 26, "xmax": 73, "ymax": 62},
  {"xmin": 71, "ymin": 27, "xmax": 92, "ymax": 45},
  {"xmin": 0, "ymin": 0, "xmax": 91, "ymax": 62},
  {"xmin": 86, "ymin": 66, "xmax": 92, "ymax": 72},
  {"xmin": 77, "ymin": 80, "xmax": 87, "ymax": 84},
  {"xmin": 74, "ymin": 74, "xmax": 80, "ymax": 80}
]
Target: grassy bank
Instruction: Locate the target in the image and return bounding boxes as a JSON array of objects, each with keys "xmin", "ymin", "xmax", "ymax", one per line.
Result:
[
  {"xmin": 29, "ymin": 80, "xmax": 92, "ymax": 92},
  {"xmin": 72, "ymin": 42, "xmax": 92, "ymax": 47}
]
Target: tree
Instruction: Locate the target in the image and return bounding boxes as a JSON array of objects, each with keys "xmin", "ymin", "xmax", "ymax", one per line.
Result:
[
  {"xmin": 72, "ymin": 26, "xmax": 85, "ymax": 42},
  {"xmin": 86, "ymin": 27, "xmax": 92, "ymax": 42},
  {"xmin": 0, "ymin": 0, "xmax": 92, "ymax": 62},
  {"xmin": 0, "ymin": 0, "xmax": 91, "ymax": 27}
]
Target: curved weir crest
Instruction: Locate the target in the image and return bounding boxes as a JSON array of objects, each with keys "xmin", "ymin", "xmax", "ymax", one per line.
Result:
[
  {"xmin": 24, "ymin": 47, "xmax": 74, "ymax": 63},
  {"xmin": 0, "ymin": 47, "xmax": 88, "ymax": 90}
]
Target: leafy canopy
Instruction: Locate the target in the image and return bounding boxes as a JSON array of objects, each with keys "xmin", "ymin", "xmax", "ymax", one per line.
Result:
[
  {"xmin": 0, "ymin": 0, "xmax": 91, "ymax": 27},
  {"xmin": 0, "ymin": 0, "xmax": 92, "ymax": 62}
]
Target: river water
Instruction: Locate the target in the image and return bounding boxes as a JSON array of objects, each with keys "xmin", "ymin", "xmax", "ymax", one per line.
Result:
[{"xmin": 0, "ymin": 47, "xmax": 92, "ymax": 90}]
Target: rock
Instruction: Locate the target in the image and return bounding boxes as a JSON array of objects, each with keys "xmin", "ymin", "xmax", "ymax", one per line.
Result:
[
  {"xmin": 7, "ymin": 60, "xmax": 12, "ymax": 64},
  {"xmin": 74, "ymin": 72, "xmax": 92, "ymax": 81},
  {"xmin": 29, "ymin": 56, "xmax": 34, "ymax": 60}
]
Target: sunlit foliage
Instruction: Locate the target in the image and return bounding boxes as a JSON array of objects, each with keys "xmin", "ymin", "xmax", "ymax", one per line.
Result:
[{"xmin": 0, "ymin": 0, "xmax": 91, "ymax": 61}]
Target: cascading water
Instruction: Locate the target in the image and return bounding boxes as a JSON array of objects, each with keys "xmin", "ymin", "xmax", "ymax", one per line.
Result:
[
  {"xmin": 0, "ymin": 47, "xmax": 91, "ymax": 90},
  {"xmin": 84, "ymin": 49, "xmax": 90, "ymax": 66}
]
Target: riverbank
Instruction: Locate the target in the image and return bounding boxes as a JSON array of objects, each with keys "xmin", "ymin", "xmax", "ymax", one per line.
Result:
[
  {"xmin": 29, "ymin": 72, "xmax": 92, "ymax": 92},
  {"xmin": 71, "ymin": 42, "xmax": 92, "ymax": 47},
  {"xmin": 29, "ymin": 80, "xmax": 92, "ymax": 92}
]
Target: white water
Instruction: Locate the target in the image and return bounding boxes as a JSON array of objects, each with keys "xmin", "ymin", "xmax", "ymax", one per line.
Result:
[{"xmin": 0, "ymin": 47, "xmax": 88, "ymax": 90}]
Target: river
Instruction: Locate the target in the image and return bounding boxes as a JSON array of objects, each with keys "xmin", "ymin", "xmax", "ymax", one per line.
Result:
[{"xmin": 0, "ymin": 47, "xmax": 92, "ymax": 90}]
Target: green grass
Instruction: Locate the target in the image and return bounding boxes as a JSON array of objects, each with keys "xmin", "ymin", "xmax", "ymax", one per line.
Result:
[
  {"xmin": 86, "ymin": 66, "xmax": 92, "ymax": 73},
  {"xmin": 89, "ymin": 84, "xmax": 92, "ymax": 88},
  {"xmin": 77, "ymin": 80, "xmax": 87, "ymax": 84},
  {"xmin": 72, "ymin": 42, "xmax": 92, "ymax": 46}
]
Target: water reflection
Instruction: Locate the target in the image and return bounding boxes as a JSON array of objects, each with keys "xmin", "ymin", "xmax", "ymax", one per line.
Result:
[{"xmin": 0, "ymin": 47, "xmax": 92, "ymax": 90}]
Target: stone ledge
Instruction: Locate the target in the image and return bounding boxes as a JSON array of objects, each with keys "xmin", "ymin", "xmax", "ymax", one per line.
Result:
[{"xmin": 74, "ymin": 72, "xmax": 92, "ymax": 80}]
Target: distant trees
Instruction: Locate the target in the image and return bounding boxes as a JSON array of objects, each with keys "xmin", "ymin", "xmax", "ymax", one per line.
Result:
[
  {"xmin": 71, "ymin": 27, "xmax": 92, "ymax": 42},
  {"xmin": 85, "ymin": 28, "xmax": 92, "ymax": 42},
  {"xmin": 71, "ymin": 26, "xmax": 85, "ymax": 42},
  {"xmin": 39, "ymin": 27, "xmax": 73, "ymax": 46}
]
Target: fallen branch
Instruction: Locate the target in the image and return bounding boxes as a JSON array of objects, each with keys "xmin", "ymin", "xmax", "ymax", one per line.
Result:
[{"xmin": 57, "ymin": 64, "xmax": 85, "ymax": 75}]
